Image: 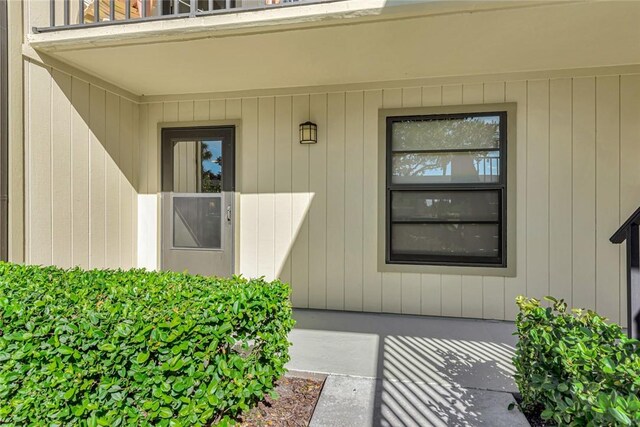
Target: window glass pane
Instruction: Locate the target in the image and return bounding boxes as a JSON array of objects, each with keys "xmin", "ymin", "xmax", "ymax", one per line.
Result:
[
  {"xmin": 173, "ymin": 140, "xmax": 222, "ymax": 193},
  {"xmin": 392, "ymin": 191, "xmax": 499, "ymax": 222},
  {"xmin": 173, "ymin": 196, "xmax": 222, "ymax": 249},
  {"xmin": 391, "ymin": 223, "xmax": 499, "ymax": 257},
  {"xmin": 391, "ymin": 115, "xmax": 500, "ymax": 151},
  {"xmin": 392, "ymin": 151, "xmax": 500, "ymax": 184}
]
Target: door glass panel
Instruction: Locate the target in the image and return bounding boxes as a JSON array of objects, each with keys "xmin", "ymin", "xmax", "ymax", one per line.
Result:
[
  {"xmin": 391, "ymin": 191, "xmax": 500, "ymax": 222},
  {"xmin": 173, "ymin": 140, "xmax": 223, "ymax": 193},
  {"xmin": 173, "ymin": 196, "xmax": 222, "ymax": 249},
  {"xmin": 391, "ymin": 151, "xmax": 500, "ymax": 184},
  {"xmin": 391, "ymin": 223, "xmax": 499, "ymax": 257},
  {"xmin": 391, "ymin": 115, "xmax": 501, "ymax": 151}
]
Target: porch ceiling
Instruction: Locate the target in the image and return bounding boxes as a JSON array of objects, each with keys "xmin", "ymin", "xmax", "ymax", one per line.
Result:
[{"xmin": 29, "ymin": 0, "xmax": 640, "ymax": 97}]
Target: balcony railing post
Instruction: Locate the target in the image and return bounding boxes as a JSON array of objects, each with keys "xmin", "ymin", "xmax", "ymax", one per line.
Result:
[
  {"xmin": 190, "ymin": 0, "xmax": 196, "ymax": 16},
  {"xmin": 64, "ymin": 0, "xmax": 70, "ymax": 25},
  {"xmin": 78, "ymin": 0, "xmax": 84, "ymax": 24},
  {"xmin": 142, "ymin": 0, "xmax": 147, "ymax": 17},
  {"xmin": 109, "ymin": 0, "xmax": 115, "ymax": 20},
  {"xmin": 173, "ymin": 0, "xmax": 179, "ymax": 15},
  {"xmin": 94, "ymin": 0, "xmax": 99, "ymax": 22},
  {"xmin": 125, "ymin": 0, "xmax": 131, "ymax": 19},
  {"xmin": 50, "ymin": 0, "xmax": 55, "ymax": 27}
]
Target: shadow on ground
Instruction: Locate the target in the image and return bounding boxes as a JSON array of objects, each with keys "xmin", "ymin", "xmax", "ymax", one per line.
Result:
[{"xmin": 290, "ymin": 309, "xmax": 526, "ymax": 426}]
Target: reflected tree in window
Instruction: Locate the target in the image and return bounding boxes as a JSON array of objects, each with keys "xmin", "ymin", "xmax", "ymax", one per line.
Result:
[
  {"xmin": 392, "ymin": 116, "xmax": 500, "ymax": 183},
  {"xmin": 200, "ymin": 141, "xmax": 222, "ymax": 193}
]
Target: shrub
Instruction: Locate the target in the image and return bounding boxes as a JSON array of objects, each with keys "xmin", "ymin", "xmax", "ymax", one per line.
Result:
[
  {"xmin": 514, "ymin": 296, "xmax": 640, "ymax": 426},
  {"xmin": 0, "ymin": 262, "xmax": 294, "ymax": 426}
]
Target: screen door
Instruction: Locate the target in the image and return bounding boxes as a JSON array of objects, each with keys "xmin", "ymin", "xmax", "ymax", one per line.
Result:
[{"xmin": 161, "ymin": 127, "xmax": 235, "ymax": 277}]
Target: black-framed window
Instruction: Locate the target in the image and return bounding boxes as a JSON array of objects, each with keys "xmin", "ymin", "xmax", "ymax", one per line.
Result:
[{"xmin": 386, "ymin": 112, "xmax": 507, "ymax": 267}]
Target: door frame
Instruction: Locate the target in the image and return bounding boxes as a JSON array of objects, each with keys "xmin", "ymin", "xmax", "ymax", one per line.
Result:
[{"xmin": 158, "ymin": 120, "xmax": 241, "ymax": 275}]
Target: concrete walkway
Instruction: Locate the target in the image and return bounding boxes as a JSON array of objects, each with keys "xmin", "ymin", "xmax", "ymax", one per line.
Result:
[{"xmin": 287, "ymin": 309, "xmax": 529, "ymax": 426}]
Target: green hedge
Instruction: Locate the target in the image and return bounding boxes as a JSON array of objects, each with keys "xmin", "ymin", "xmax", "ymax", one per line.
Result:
[
  {"xmin": 0, "ymin": 262, "xmax": 294, "ymax": 426},
  {"xmin": 514, "ymin": 296, "xmax": 640, "ymax": 426}
]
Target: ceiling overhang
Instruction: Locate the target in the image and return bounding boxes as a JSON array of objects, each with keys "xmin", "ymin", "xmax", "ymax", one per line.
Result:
[{"xmin": 25, "ymin": 0, "xmax": 640, "ymax": 97}]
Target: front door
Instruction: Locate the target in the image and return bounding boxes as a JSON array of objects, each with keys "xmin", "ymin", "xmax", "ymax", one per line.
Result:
[{"xmin": 161, "ymin": 127, "xmax": 235, "ymax": 277}]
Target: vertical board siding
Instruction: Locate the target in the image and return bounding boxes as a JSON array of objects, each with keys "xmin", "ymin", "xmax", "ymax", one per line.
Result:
[
  {"xmin": 137, "ymin": 104, "xmax": 149, "ymax": 194},
  {"xmin": 239, "ymin": 98, "xmax": 259, "ymax": 278},
  {"xmin": 28, "ymin": 63, "xmax": 52, "ymax": 265},
  {"xmin": 257, "ymin": 97, "xmax": 276, "ymax": 280},
  {"xmin": 326, "ymin": 92, "xmax": 346, "ymax": 310},
  {"xmin": 595, "ymin": 76, "xmax": 620, "ymax": 323},
  {"xmin": 25, "ymin": 62, "xmax": 138, "ymax": 270},
  {"xmin": 274, "ymin": 96, "xmax": 293, "ymax": 284},
  {"xmin": 105, "ymin": 93, "xmax": 120, "ymax": 268},
  {"xmin": 89, "ymin": 85, "xmax": 106, "ymax": 269},
  {"xmin": 308, "ymin": 94, "xmax": 328, "ymax": 309},
  {"xmin": 344, "ymin": 91, "xmax": 365, "ymax": 311},
  {"xmin": 209, "ymin": 99, "xmax": 224, "ymax": 120},
  {"xmin": 51, "ymin": 69, "xmax": 72, "ymax": 268},
  {"xmin": 194, "ymin": 100, "xmax": 209, "ymax": 121},
  {"xmin": 481, "ymin": 80, "xmax": 507, "ymax": 320},
  {"xmin": 71, "ymin": 77, "xmax": 90, "ymax": 268},
  {"xmin": 526, "ymin": 79, "xmax": 550, "ymax": 300},
  {"xmin": 572, "ymin": 77, "xmax": 597, "ymax": 311},
  {"xmin": 548, "ymin": 78, "xmax": 573, "ymax": 308},
  {"xmin": 504, "ymin": 81, "xmax": 528, "ymax": 319},
  {"xmin": 290, "ymin": 95, "xmax": 311, "ymax": 307},
  {"xmin": 26, "ymin": 62, "xmax": 640, "ymax": 324},
  {"xmin": 119, "ymin": 98, "xmax": 136, "ymax": 269}
]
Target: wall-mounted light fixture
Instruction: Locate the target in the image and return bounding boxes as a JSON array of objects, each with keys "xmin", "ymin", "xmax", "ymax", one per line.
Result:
[{"xmin": 299, "ymin": 121, "xmax": 318, "ymax": 144}]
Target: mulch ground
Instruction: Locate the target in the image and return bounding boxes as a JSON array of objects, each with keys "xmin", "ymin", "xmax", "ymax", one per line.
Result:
[
  {"xmin": 513, "ymin": 394, "xmax": 555, "ymax": 427},
  {"xmin": 237, "ymin": 376, "xmax": 325, "ymax": 427}
]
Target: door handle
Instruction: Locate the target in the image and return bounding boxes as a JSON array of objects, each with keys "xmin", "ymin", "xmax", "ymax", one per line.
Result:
[{"xmin": 226, "ymin": 205, "xmax": 232, "ymax": 222}]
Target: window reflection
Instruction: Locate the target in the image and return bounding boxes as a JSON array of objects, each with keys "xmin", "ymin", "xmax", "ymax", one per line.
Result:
[
  {"xmin": 392, "ymin": 116, "xmax": 500, "ymax": 151},
  {"xmin": 391, "ymin": 191, "xmax": 500, "ymax": 222},
  {"xmin": 391, "ymin": 224, "xmax": 499, "ymax": 257},
  {"xmin": 173, "ymin": 140, "xmax": 222, "ymax": 193},
  {"xmin": 392, "ymin": 151, "xmax": 500, "ymax": 183}
]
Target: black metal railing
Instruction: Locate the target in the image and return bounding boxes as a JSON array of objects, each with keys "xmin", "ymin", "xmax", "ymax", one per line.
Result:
[
  {"xmin": 36, "ymin": 0, "xmax": 337, "ymax": 33},
  {"xmin": 611, "ymin": 205, "xmax": 640, "ymax": 339}
]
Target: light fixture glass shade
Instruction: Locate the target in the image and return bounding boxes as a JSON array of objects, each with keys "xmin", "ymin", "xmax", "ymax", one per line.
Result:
[{"xmin": 299, "ymin": 121, "xmax": 318, "ymax": 144}]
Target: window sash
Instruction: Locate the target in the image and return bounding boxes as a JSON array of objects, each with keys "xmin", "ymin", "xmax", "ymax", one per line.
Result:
[{"xmin": 390, "ymin": 189, "xmax": 501, "ymax": 223}]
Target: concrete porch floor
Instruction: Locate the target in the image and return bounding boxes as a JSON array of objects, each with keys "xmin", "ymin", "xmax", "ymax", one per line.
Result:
[{"xmin": 287, "ymin": 309, "xmax": 529, "ymax": 426}]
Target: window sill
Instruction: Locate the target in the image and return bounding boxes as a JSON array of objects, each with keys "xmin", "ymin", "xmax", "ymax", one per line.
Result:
[{"xmin": 377, "ymin": 259, "xmax": 516, "ymax": 277}]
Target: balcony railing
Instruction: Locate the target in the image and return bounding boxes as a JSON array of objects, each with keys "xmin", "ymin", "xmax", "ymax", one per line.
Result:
[{"xmin": 35, "ymin": 0, "xmax": 334, "ymax": 33}]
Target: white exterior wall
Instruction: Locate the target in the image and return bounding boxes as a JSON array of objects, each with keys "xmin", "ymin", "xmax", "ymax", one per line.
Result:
[{"xmin": 134, "ymin": 73, "xmax": 640, "ymax": 325}]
